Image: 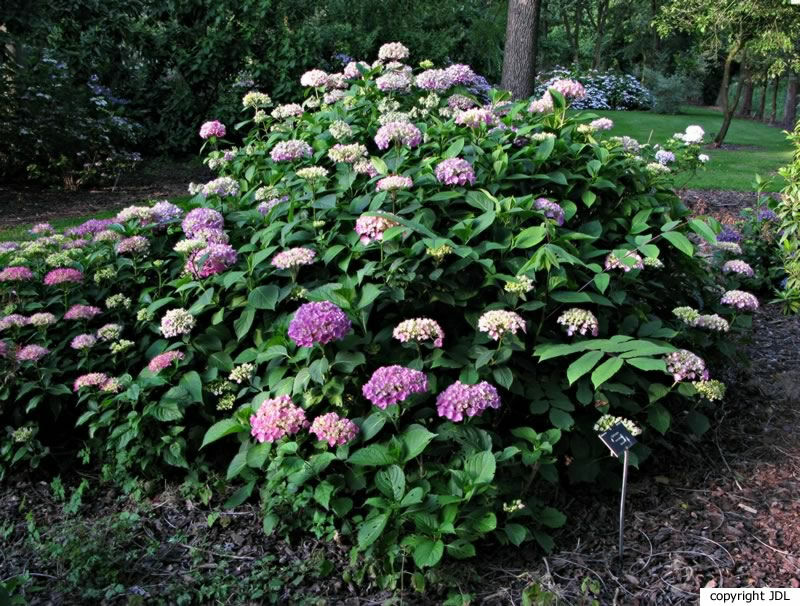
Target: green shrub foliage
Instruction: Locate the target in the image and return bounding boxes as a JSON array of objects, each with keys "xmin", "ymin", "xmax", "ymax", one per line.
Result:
[{"xmin": 0, "ymin": 43, "xmax": 760, "ymax": 578}]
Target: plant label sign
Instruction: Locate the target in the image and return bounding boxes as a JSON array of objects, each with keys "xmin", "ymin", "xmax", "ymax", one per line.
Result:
[{"xmin": 599, "ymin": 423, "xmax": 637, "ymax": 457}]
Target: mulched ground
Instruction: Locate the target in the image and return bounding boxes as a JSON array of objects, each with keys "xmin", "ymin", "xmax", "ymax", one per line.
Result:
[
  {"xmin": 0, "ymin": 160, "xmax": 211, "ymax": 229},
  {"xmin": 1, "ymin": 187, "xmax": 798, "ymax": 604}
]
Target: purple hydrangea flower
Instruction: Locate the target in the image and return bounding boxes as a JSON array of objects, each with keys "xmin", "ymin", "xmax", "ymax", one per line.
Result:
[
  {"xmin": 186, "ymin": 243, "xmax": 238, "ymax": 278},
  {"xmin": 362, "ymin": 365, "xmax": 429, "ymax": 409},
  {"xmin": 64, "ymin": 305, "xmax": 102, "ymax": 320},
  {"xmin": 454, "ymin": 108, "xmax": 495, "ymax": 128},
  {"xmin": 43, "ymin": 268, "xmax": 83, "ymax": 286},
  {"xmin": 720, "ymin": 290, "xmax": 759, "ymax": 311},
  {"xmin": 288, "ymin": 301, "xmax": 351, "ymax": 347},
  {"xmin": 66, "ymin": 219, "xmax": 114, "ymax": 237},
  {"xmin": 434, "ymin": 158, "xmax": 475, "ymax": 186},
  {"xmin": 151, "ymin": 201, "xmax": 184, "ymax": 225},
  {"xmin": 374, "ymin": 122, "xmax": 422, "ymax": 150},
  {"xmin": 717, "ymin": 226, "xmax": 742, "ymax": 243},
  {"xmin": 70, "ymin": 334, "xmax": 97, "ymax": 350},
  {"xmin": 664, "ymin": 349, "xmax": 708, "ymax": 382},
  {"xmin": 115, "ymin": 236, "xmax": 150, "ymax": 255},
  {"xmin": 721, "ymin": 260, "xmax": 755, "ymax": 277},
  {"xmin": 0, "ymin": 314, "xmax": 29, "ymax": 331},
  {"xmin": 534, "ymin": 198, "xmax": 565, "ymax": 226},
  {"xmin": 415, "ymin": 68, "xmax": 452, "ymax": 91},
  {"xmin": 182, "ymin": 208, "xmax": 224, "ymax": 238},
  {"xmin": 436, "ymin": 380, "xmax": 501, "ymax": 422},
  {"xmin": 270, "ymin": 139, "xmax": 313, "ymax": 162},
  {"xmin": 445, "ymin": 64, "xmax": 476, "ymax": 85},
  {"xmin": 0, "ymin": 266, "xmax": 34, "ymax": 281}
]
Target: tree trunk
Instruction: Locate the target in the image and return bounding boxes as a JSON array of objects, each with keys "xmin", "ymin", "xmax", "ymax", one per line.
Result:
[
  {"xmin": 530, "ymin": 0, "xmax": 543, "ymax": 84},
  {"xmin": 501, "ymin": 0, "xmax": 539, "ymax": 99},
  {"xmin": 736, "ymin": 61, "xmax": 753, "ymax": 117},
  {"xmin": 591, "ymin": 0, "xmax": 609, "ymax": 70},
  {"xmin": 712, "ymin": 43, "xmax": 743, "ymax": 147},
  {"xmin": 755, "ymin": 71, "xmax": 768, "ymax": 121},
  {"xmin": 768, "ymin": 75, "xmax": 781, "ymax": 124},
  {"xmin": 783, "ymin": 71, "xmax": 798, "ymax": 129}
]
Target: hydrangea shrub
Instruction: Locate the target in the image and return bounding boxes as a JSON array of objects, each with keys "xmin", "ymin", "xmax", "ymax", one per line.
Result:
[{"xmin": 0, "ymin": 44, "xmax": 760, "ymax": 577}]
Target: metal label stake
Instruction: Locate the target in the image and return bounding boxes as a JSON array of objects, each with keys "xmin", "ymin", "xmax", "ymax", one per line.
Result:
[{"xmin": 598, "ymin": 423, "xmax": 637, "ymax": 573}]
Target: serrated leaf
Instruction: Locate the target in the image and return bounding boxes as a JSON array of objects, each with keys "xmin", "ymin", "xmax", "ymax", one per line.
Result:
[
  {"xmin": 515, "ymin": 226, "xmax": 546, "ymax": 249},
  {"xmin": 626, "ymin": 357, "xmax": 667, "ymax": 372},
  {"xmin": 443, "ymin": 137, "xmax": 465, "ymax": 159},
  {"xmin": 661, "ymin": 231, "xmax": 693, "ymax": 256},
  {"xmin": 538, "ymin": 506, "xmax": 566, "ymax": 528},
  {"xmin": 358, "ymin": 513, "xmax": 389, "ymax": 548},
  {"xmin": 248, "ymin": 285, "xmax": 279, "ymax": 310},
  {"xmin": 591, "ymin": 357, "xmax": 624, "ymax": 389},
  {"xmin": 180, "ymin": 371, "xmax": 203, "ymax": 404},
  {"xmin": 648, "ymin": 403, "xmax": 671, "ymax": 434},
  {"xmin": 689, "ymin": 218, "xmax": 717, "ymax": 244},
  {"xmin": 375, "ymin": 465, "xmax": 405, "ymax": 501},
  {"xmin": 401, "ymin": 425, "xmax": 437, "ymax": 462},
  {"xmin": 505, "ymin": 523, "xmax": 527, "ymax": 546},
  {"xmin": 413, "ymin": 538, "xmax": 444, "ymax": 568},
  {"xmin": 549, "ymin": 408, "xmax": 574, "ymax": 429},
  {"xmin": 223, "ymin": 480, "xmax": 255, "ymax": 509},
  {"xmin": 347, "ymin": 444, "xmax": 396, "ymax": 466},
  {"xmin": 566, "ymin": 351, "xmax": 604, "ymax": 385}
]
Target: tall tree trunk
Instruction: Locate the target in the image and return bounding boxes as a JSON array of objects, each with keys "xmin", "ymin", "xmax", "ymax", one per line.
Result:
[
  {"xmin": 573, "ymin": 2, "xmax": 582, "ymax": 66},
  {"xmin": 755, "ymin": 71, "xmax": 768, "ymax": 121},
  {"xmin": 530, "ymin": 0, "xmax": 543, "ymax": 84},
  {"xmin": 736, "ymin": 61, "xmax": 753, "ymax": 117},
  {"xmin": 591, "ymin": 0, "xmax": 609, "ymax": 70},
  {"xmin": 501, "ymin": 0, "xmax": 539, "ymax": 99},
  {"xmin": 713, "ymin": 43, "xmax": 743, "ymax": 147},
  {"xmin": 768, "ymin": 75, "xmax": 781, "ymax": 124},
  {"xmin": 783, "ymin": 71, "xmax": 798, "ymax": 129}
]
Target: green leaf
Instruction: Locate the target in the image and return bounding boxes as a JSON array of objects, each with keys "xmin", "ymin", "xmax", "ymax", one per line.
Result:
[
  {"xmin": 566, "ymin": 351, "xmax": 604, "ymax": 385},
  {"xmin": 686, "ymin": 410, "xmax": 710, "ymax": 436},
  {"xmin": 492, "ymin": 366, "xmax": 513, "ymax": 390},
  {"xmin": 538, "ymin": 506, "xmax": 566, "ymax": 528},
  {"xmin": 357, "ymin": 283, "xmax": 382, "ymax": 309},
  {"xmin": 223, "ymin": 480, "xmax": 255, "ymax": 509},
  {"xmin": 357, "ymin": 513, "xmax": 389, "ymax": 549},
  {"xmin": 371, "ymin": 156, "xmax": 388, "ymax": 176},
  {"xmin": 400, "ymin": 487, "xmax": 425, "ymax": 507},
  {"xmin": 347, "ymin": 444, "xmax": 396, "ymax": 466},
  {"xmin": 401, "ymin": 425, "xmax": 437, "ymax": 462},
  {"xmin": 263, "ymin": 513, "xmax": 279, "ymax": 535},
  {"xmin": 234, "ymin": 307, "xmax": 256, "ymax": 340},
  {"xmin": 593, "ymin": 273, "xmax": 610, "ymax": 293},
  {"xmin": 549, "ymin": 408, "xmax": 574, "ymax": 429},
  {"xmin": 591, "ymin": 357, "xmax": 624, "ymax": 389},
  {"xmin": 515, "ymin": 226, "xmax": 546, "ymax": 249},
  {"xmin": 246, "ymin": 442, "xmax": 271, "ymax": 469},
  {"xmin": 689, "ymin": 218, "xmax": 717, "ymax": 244},
  {"xmin": 226, "ymin": 451, "xmax": 248, "ymax": 480},
  {"xmin": 469, "ymin": 511, "xmax": 497, "ymax": 533},
  {"xmin": 180, "ymin": 371, "xmax": 203, "ymax": 403},
  {"xmin": 648, "ymin": 403, "xmax": 671, "ymax": 434},
  {"xmin": 626, "ymin": 357, "xmax": 667, "ymax": 372},
  {"xmin": 446, "ymin": 539, "xmax": 476, "ymax": 559},
  {"xmin": 535, "ymin": 135, "xmax": 555, "ymax": 162},
  {"xmin": 661, "ymin": 231, "xmax": 693, "ymax": 256},
  {"xmin": 413, "ymin": 538, "xmax": 444, "ymax": 568},
  {"xmin": 360, "ymin": 412, "xmax": 386, "ymax": 441},
  {"xmin": 533, "ymin": 530, "xmax": 554, "ymax": 552},
  {"xmin": 188, "ymin": 287, "xmax": 215, "ymax": 315},
  {"xmin": 582, "ymin": 190, "xmax": 597, "ymax": 207},
  {"xmin": 443, "ymin": 137, "xmax": 465, "ymax": 159},
  {"xmin": 313, "ymin": 481, "xmax": 335, "ymax": 509},
  {"xmin": 464, "ymin": 451, "xmax": 496, "ymax": 484},
  {"xmin": 505, "ymin": 523, "xmax": 527, "ymax": 546},
  {"xmin": 375, "ymin": 465, "xmax": 405, "ymax": 501},
  {"xmin": 248, "ymin": 285, "xmax": 279, "ymax": 310}
]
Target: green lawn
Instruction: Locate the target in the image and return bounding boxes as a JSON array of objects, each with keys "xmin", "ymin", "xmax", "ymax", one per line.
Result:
[{"xmin": 594, "ymin": 107, "xmax": 793, "ymax": 192}]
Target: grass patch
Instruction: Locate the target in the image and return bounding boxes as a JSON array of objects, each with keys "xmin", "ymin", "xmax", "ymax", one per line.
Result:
[{"xmin": 594, "ymin": 106, "xmax": 793, "ymax": 192}]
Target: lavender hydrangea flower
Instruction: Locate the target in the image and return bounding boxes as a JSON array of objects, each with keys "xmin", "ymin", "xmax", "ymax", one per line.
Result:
[
  {"xmin": 197, "ymin": 177, "xmax": 240, "ymax": 198},
  {"xmin": 362, "ymin": 365, "xmax": 429, "ymax": 409},
  {"xmin": 29, "ymin": 223, "xmax": 54, "ymax": 236},
  {"xmin": 376, "ymin": 71, "xmax": 412, "ymax": 92},
  {"xmin": 436, "ymin": 380, "xmax": 501, "ymax": 422},
  {"xmin": 534, "ymin": 198, "xmax": 565, "ymax": 226},
  {"xmin": 722, "ymin": 260, "xmax": 755, "ymax": 277},
  {"xmin": 17, "ymin": 344, "xmax": 49, "ymax": 362},
  {"xmin": 0, "ymin": 266, "xmax": 34, "ymax": 281},
  {"xmin": 376, "ymin": 175, "xmax": 413, "ymax": 192},
  {"xmin": 355, "ymin": 214, "xmax": 400, "ymax": 244},
  {"xmin": 393, "ymin": 318, "xmax": 444, "ymax": 348},
  {"xmin": 757, "ymin": 208, "xmax": 778, "ymax": 222},
  {"xmin": 655, "ymin": 150, "xmax": 675, "ymax": 165},
  {"xmin": 70, "ymin": 334, "xmax": 97, "ymax": 350},
  {"xmin": 272, "ymin": 248, "xmax": 316, "ymax": 270},
  {"xmin": 720, "ymin": 290, "xmax": 759, "ymax": 311},
  {"xmin": 0, "ymin": 242, "xmax": 20, "ymax": 252},
  {"xmin": 454, "ymin": 108, "xmax": 495, "ymax": 128},
  {"xmin": 309, "ymin": 412, "xmax": 359, "ymax": 447},
  {"xmin": 147, "ymin": 351, "xmax": 185, "ymax": 373},
  {"xmin": 354, "ymin": 158, "xmax": 379, "ymax": 177},
  {"xmin": 664, "ymin": 349, "xmax": 708, "ymax": 382},
  {"xmin": 557, "ymin": 308, "xmax": 599, "ymax": 337},
  {"xmin": 64, "ymin": 305, "xmax": 101, "ymax": 320},
  {"xmin": 151, "ymin": 201, "xmax": 184, "ymax": 225},
  {"xmin": 448, "ymin": 94, "xmax": 476, "ymax": 110},
  {"xmin": 415, "ymin": 69, "xmax": 452, "ymax": 91},
  {"xmin": 182, "ymin": 208, "xmax": 224, "ymax": 238},
  {"xmin": 43, "ymin": 268, "xmax": 83, "ymax": 286},
  {"xmin": 478, "ymin": 310, "xmax": 526, "ymax": 341},
  {"xmin": 434, "ymin": 158, "xmax": 475, "ymax": 186},
  {"xmin": 115, "ymin": 236, "xmax": 150, "ymax": 255},
  {"xmin": 374, "ymin": 122, "xmax": 422, "ymax": 150},
  {"xmin": 343, "ymin": 61, "xmax": 370, "ymax": 79},
  {"xmin": 186, "ymin": 243, "xmax": 238, "ymax": 278},
  {"xmin": 589, "ymin": 117, "xmax": 613, "ymax": 131},
  {"xmin": 549, "ymin": 79, "xmax": 586, "ymax": 99},
  {"xmin": 445, "ymin": 64, "xmax": 476, "ymax": 85},
  {"xmin": 199, "ymin": 120, "xmax": 226, "ymax": 139},
  {"xmin": 74, "ymin": 372, "xmax": 110, "ymax": 391},
  {"xmin": 288, "ymin": 301, "xmax": 351, "ymax": 347},
  {"xmin": 270, "ymin": 139, "xmax": 313, "ymax": 162},
  {"xmin": 160, "ymin": 308, "xmax": 196, "ymax": 338},
  {"xmin": 0, "ymin": 314, "xmax": 29, "ymax": 330},
  {"xmin": 250, "ymin": 395, "xmax": 309, "ymax": 443}
]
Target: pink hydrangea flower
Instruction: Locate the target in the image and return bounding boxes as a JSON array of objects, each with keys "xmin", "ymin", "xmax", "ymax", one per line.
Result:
[
  {"xmin": 355, "ymin": 214, "xmax": 400, "ymax": 245},
  {"xmin": 589, "ymin": 118, "xmax": 614, "ymax": 131},
  {"xmin": 64, "ymin": 305, "xmax": 102, "ymax": 320},
  {"xmin": 557, "ymin": 308, "xmax": 599, "ymax": 337},
  {"xmin": 74, "ymin": 372, "xmax": 110, "ymax": 392},
  {"xmin": 43, "ymin": 268, "xmax": 84, "ymax": 285},
  {"xmin": 549, "ymin": 79, "xmax": 586, "ymax": 99},
  {"xmin": 71, "ymin": 333, "xmax": 97, "ymax": 350},
  {"xmin": 455, "ymin": 108, "xmax": 495, "ymax": 128},
  {"xmin": 300, "ymin": 69, "xmax": 329, "ymax": 87},
  {"xmin": 199, "ymin": 120, "xmax": 226, "ymax": 139},
  {"xmin": 272, "ymin": 248, "xmax": 316, "ymax": 270},
  {"xmin": 115, "ymin": 236, "xmax": 150, "ymax": 255},
  {"xmin": 376, "ymin": 175, "xmax": 413, "ymax": 192},
  {"xmin": 0, "ymin": 314, "xmax": 29, "ymax": 331},
  {"xmin": 147, "ymin": 351, "xmax": 185, "ymax": 373},
  {"xmin": 722, "ymin": 260, "xmax": 755, "ymax": 278},
  {"xmin": 375, "ymin": 121, "xmax": 421, "ymax": 150},
  {"xmin": 185, "ymin": 243, "xmax": 238, "ymax": 278},
  {"xmin": 436, "ymin": 381, "xmax": 501, "ymax": 422},
  {"xmin": 664, "ymin": 349, "xmax": 709, "ymax": 382},
  {"xmin": 362, "ymin": 365, "xmax": 429, "ymax": 409},
  {"xmin": 288, "ymin": 302, "xmax": 351, "ymax": 347},
  {"xmin": 378, "ymin": 42, "xmax": 409, "ymax": 61},
  {"xmin": 17, "ymin": 344, "xmax": 49, "ymax": 362},
  {"xmin": 250, "ymin": 395, "xmax": 309, "ymax": 443},
  {"xmin": 478, "ymin": 310, "xmax": 526, "ymax": 341},
  {"xmin": 434, "ymin": 158, "xmax": 475, "ymax": 186},
  {"xmin": 309, "ymin": 412, "xmax": 359, "ymax": 447},
  {"xmin": 270, "ymin": 139, "xmax": 313, "ymax": 162},
  {"xmin": 720, "ymin": 290, "xmax": 759, "ymax": 311},
  {"xmin": 392, "ymin": 318, "xmax": 444, "ymax": 348},
  {"xmin": 415, "ymin": 69, "xmax": 452, "ymax": 91},
  {"xmin": 0, "ymin": 266, "xmax": 34, "ymax": 281}
]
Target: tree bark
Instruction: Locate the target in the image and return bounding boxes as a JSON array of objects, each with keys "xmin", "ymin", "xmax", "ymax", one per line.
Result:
[
  {"xmin": 501, "ymin": 0, "xmax": 539, "ymax": 99},
  {"xmin": 713, "ymin": 43, "xmax": 743, "ymax": 147},
  {"xmin": 755, "ymin": 71, "xmax": 768, "ymax": 121},
  {"xmin": 530, "ymin": 0, "xmax": 543, "ymax": 84},
  {"xmin": 736, "ymin": 61, "xmax": 753, "ymax": 117},
  {"xmin": 591, "ymin": 0, "xmax": 610, "ymax": 70},
  {"xmin": 768, "ymin": 75, "xmax": 781, "ymax": 124},
  {"xmin": 783, "ymin": 71, "xmax": 798, "ymax": 129}
]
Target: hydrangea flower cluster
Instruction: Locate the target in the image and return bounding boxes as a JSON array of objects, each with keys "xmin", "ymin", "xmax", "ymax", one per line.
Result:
[
  {"xmin": 593, "ymin": 414, "xmax": 642, "ymax": 436},
  {"xmin": 378, "ymin": 42, "xmax": 409, "ymax": 61},
  {"xmin": 362, "ymin": 365, "xmax": 429, "ymax": 409},
  {"xmin": 720, "ymin": 290, "xmax": 759, "ymax": 311},
  {"xmin": 272, "ymin": 248, "xmax": 316, "ymax": 270},
  {"xmin": 160, "ymin": 308, "xmax": 196, "ymax": 338},
  {"xmin": 655, "ymin": 150, "xmax": 675, "ymax": 165},
  {"xmin": 70, "ymin": 334, "xmax": 97, "ymax": 350},
  {"xmin": 309, "ymin": 412, "xmax": 359, "ymax": 447},
  {"xmin": 43, "ymin": 268, "xmax": 83, "ymax": 285},
  {"xmin": 643, "ymin": 257, "xmax": 664, "ymax": 268},
  {"xmin": 714, "ymin": 241, "xmax": 742, "ymax": 254},
  {"xmin": 589, "ymin": 117, "xmax": 613, "ymax": 131},
  {"xmin": 64, "ymin": 305, "xmax": 101, "ymax": 320},
  {"xmin": 673, "ymin": 125, "xmax": 704, "ymax": 144},
  {"xmin": 694, "ymin": 314, "xmax": 730, "ymax": 332},
  {"xmin": 673, "ymin": 306, "xmax": 700, "ymax": 325},
  {"xmin": 393, "ymin": 318, "xmax": 444, "ymax": 348},
  {"xmin": 528, "ymin": 93, "xmax": 554, "ymax": 114},
  {"xmin": 433, "ymin": 158, "xmax": 476, "ymax": 186},
  {"xmin": 74, "ymin": 372, "xmax": 119, "ymax": 392},
  {"xmin": 115, "ymin": 236, "xmax": 149, "ymax": 256},
  {"xmin": 229, "ymin": 363, "xmax": 255, "ymax": 384},
  {"xmin": 455, "ymin": 108, "xmax": 495, "ymax": 128},
  {"xmin": 250, "ymin": 395, "xmax": 310, "ymax": 443},
  {"xmin": 242, "ymin": 91, "xmax": 271, "ymax": 108},
  {"xmin": 504, "ymin": 275, "xmax": 534, "ymax": 296},
  {"xmin": 186, "ymin": 243, "xmax": 238, "ymax": 279},
  {"xmin": 549, "ymin": 78, "xmax": 586, "ymax": 99},
  {"xmin": 271, "ymin": 104, "xmax": 304, "ymax": 120},
  {"xmin": 329, "ymin": 120, "xmax": 353, "ymax": 140},
  {"xmin": 300, "ymin": 69, "xmax": 329, "ymax": 87},
  {"xmin": 534, "ymin": 198, "xmax": 565, "ymax": 225},
  {"xmin": 605, "ymin": 251, "xmax": 644, "ymax": 271},
  {"xmin": 376, "ymin": 71, "xmax": 412, "ymax": 92},
  {"xmin": 17, "ymin": 345, "xmax": 49, "ymax": 362},
  {"xmin": 97, "ymin": 323, "xmax": 122, "ymax": 341},
  {"xmin": 106, "ymin": 294, "xmax": 132, "ymax": 310},
  {"xmin": 0, "ymin": 266, "xmax": 34, "ymax": 281},
  {"xmin": 199, "ymin": 120, "xmax": 226, "ymax": 139},
  {"xmin": 692, "ymin": 379, "xmax": 726, "ymax": 401},
  {"xmin": 288, "ymin": 301, "xmax": 351, "ymax": 347},
  {"xmin": 664, "ymin": 349, "xmax": 709, "ymax": 382},
  {"xmin": 29, "ymin": 223, "xmax": 54, "ymax": 236},
  {"xmin": 328, "ymin": 143, "xmax": 367, "ymax": 164},
  {"xmin": 192, "ymin": 176, "xmax": 240, "ymax": 198},
  {"xmin": 375, "ymin": 121, "xmax": 422, "ymax": 150},
  {"xmin": 376, "ymin": 175, "xmax": 413, "ymax": 192},
  {"xmin": 30, "ymin": 312, "xmax": 56, "ymax": 327},
  {"xmin": 147, "ymin": 350, "xmax": 185, "ymax": 373},
  {"xmin": 436, "ymin": 380, "xmax": 501, "ymax": 422},
  {"xmin": 270, "ymin": 139, "xmax": 313, "ymax": 162},
  {"xmin": 557, "ymin": 308, "xmax": 599, "ymax": 337},
  {"xmin": 478, "ymin": 310, "xmax": 526, "ymax": 341},
  {"xmin": 0, "ymin": 314, "xmax": 29, "ymax": 330},
  {"xmin": 182, "ymin": 208, "xmax": 224, "ymax": 238},
  {"xmin": 722, "ymin": 260, "xmax": 755, "ymax": 277},
  {"xmin": 355, "ymin": 213, "xmax": 400, "ymax": 245}
]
